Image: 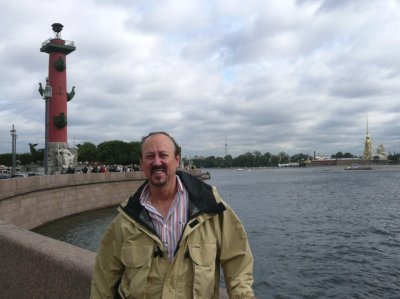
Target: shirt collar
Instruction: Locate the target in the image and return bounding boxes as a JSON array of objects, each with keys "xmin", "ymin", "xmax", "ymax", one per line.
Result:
[{"xmin": 140, "ymin": 175, "xmax": 184, "ymax": 205}]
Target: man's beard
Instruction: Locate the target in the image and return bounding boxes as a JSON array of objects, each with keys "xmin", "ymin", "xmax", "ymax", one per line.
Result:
[{"xmin": 149, "ymin": 166, "xmax": 168, "ymax": 187}]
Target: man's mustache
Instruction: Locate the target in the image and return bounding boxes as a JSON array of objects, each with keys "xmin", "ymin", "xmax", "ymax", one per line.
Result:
[{"xmin": 151, "ymin": 166, "xmax": 167, "ymax": 172}]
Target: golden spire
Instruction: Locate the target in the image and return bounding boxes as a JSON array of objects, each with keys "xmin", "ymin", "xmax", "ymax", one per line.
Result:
[{"xmin": 363, "ymin": 113, "xmax": 372, "ymax": 160}]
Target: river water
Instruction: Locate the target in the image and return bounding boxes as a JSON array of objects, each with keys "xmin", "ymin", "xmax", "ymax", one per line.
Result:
[{"xmin": 34, "ymin": 166, "xmax": 400, "ymax": 298}]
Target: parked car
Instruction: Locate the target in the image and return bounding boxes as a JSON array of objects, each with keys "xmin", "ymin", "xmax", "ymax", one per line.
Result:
[
  {"xmin": 11, "ymin": 173, "xmax": 28, "ymax": 178},
  {"xmin": 0, "ymin": 173, "xmax": 10, "ymax": 179}
]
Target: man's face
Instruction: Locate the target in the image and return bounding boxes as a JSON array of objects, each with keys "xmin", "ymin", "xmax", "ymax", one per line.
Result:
[{"xmin": 140, "ymin": 134, "xmax": 179, "ymax": 188}]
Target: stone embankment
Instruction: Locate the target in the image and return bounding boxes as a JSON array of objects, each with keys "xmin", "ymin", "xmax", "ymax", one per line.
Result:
[{"xmin": 0, "ymin": 172, "xmax": 145, "ymax": 229}]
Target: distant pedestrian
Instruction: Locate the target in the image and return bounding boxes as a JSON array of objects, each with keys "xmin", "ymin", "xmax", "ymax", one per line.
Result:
[{"xmin": 67, "ymin": 165, "xmax": 75, "ymax": 174}]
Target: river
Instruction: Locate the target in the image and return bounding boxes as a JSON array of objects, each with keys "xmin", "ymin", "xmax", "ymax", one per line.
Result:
[{"xmin": 34, "ymin": 166, "xmax": 400, "ymax": 298}]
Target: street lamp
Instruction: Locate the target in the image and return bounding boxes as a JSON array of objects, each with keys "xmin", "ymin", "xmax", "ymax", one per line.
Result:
[
  {"xmin": 43, "ymin": 77, "xmax": 52, "ymax": 175},
  {"xmin": 10, "ymin": 124, "xmax": 17, "ymax": 176}
]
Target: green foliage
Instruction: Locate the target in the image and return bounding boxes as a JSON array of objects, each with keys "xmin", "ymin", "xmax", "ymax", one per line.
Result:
[
  {"xmin": 224, "ymin": 155, "xmax": 233, "ymax": 167},
  {"xmin": 0, "ymin": 152, "xmax": 33, "ymax": 166},
  {"xmin": 128, "ymin": 141, "xmax": 141, "ymax": 164},
  {"xmin": 270, "ymin": 155, "xmax": 281, "ymax": 166},
  {"xmin": 3, "ymin": 138, "xmax": 382, "ymax": 168},
  {"xmin": 388, "ymin": 153, "xmax": 400, "ymax": 163},
  {"xmin": 77, "ymin": 142, "xmax": 97, "ymax": 162},
  {"xmin": 190, "ymin": 151, "xmax": 314, "ymax": 168},
  {"xmin": 278, "ymin": 152, "xmax": 290, "ymax": 164},
  {"xmin": 290, "ymin": 153, "xmax": 309, "ymax": 163},
  {"xmin": 343, "ymin": 152, "xmax": 354, "ymax": 158},
  {"xmin": 0, "ymin": 153, "xmax": 12, "ymax": 166},
  {"xmin": 18, "ymin": 153, "xmax": 34, "ymax": 165},
  {"xmin": 96, "ymin": 140, "xmax": 140, "ymax": 165},
  {"xmin": 332, "ymin": 152, "xmax": 355, "ymax": 159}
]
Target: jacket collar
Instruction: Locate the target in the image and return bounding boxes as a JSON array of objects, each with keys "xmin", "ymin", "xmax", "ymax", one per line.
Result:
[{"xmin": 120, "ymin": 170, "xmax": 226, "ymax": 231}]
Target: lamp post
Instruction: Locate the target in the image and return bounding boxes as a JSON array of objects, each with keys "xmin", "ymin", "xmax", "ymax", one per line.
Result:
[
  {"xmin": 10, "ymin": 124, "xmax": 17, "ymax": 176},
  {"xmin": 43, "ymin": 77, "xmax": 52, "ymax": 175}
]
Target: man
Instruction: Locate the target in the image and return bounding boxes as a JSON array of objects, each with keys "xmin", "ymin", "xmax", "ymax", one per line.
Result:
[{"xmin": 91, "ymin": 132, "xmax": 254, "ymax": 298}]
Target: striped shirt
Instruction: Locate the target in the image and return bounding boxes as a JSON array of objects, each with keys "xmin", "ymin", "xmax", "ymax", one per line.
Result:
[{"xmin": 140, "ymin": 175, "xmax": 188, "ymax": 261}]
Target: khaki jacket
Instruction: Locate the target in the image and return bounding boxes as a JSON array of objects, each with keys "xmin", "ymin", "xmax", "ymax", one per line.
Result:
[{"xmin": 90, "ymin": 171, "xmax": 254, "ymax": 299}]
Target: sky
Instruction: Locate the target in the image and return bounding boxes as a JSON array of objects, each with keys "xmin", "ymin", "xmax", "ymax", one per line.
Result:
[{"xmin": 1, "ymin": 0, "xmax": 400, "ymax": 158}]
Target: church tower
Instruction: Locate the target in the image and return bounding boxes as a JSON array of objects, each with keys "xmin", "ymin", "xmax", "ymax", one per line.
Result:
[{"xmin": 363, "ymin": 114, "xmax": 372, "ymax": 160}]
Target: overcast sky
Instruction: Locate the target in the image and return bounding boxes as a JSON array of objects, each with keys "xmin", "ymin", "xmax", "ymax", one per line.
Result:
[{"xmin": 1, "ymin": 0, "xmax": 400, "ymax": 158}]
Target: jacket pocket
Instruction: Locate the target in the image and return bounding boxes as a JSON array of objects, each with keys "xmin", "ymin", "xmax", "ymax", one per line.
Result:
[
  {"xmin": 121, "ymin": 244, "xmax": 153, "ymax": 267},
  {"xmin": 188, "ymin": 243, "xmax": 217, "ymax": 299},
  {"xmin": 120, "ymin": 245, "xmax": 153, "ymax": 298}
]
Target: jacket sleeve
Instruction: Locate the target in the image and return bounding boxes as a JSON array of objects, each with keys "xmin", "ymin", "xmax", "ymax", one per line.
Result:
[
  {"xmin": 218, "ymin": 202, "xmax": 255, "ymax": 298},
  {"xmin": 90, "ymin": 217, "xmax": 124, "ymax": 299}
]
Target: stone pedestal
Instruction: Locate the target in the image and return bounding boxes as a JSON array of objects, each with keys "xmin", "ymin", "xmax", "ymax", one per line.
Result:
[{"xmin": 48, "ymin": 142, "xmax": 77, "ymax": 174}]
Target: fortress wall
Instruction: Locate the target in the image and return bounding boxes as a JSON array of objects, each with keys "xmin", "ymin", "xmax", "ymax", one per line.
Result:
[{"xmin": 0, "ymin": 172, "xmax": 146, "ymax": 230}]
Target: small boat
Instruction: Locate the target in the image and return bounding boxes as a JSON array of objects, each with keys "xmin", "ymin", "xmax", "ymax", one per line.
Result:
[
  {"xmin": 345, "ymin": 165, "xmax": 373, "ymax": 170},
  {"xmin": 201, "ymin": 171, "xmax": 211, "ymax": 180}
]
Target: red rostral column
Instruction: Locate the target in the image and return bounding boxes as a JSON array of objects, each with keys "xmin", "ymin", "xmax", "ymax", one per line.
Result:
[{"xmin": 40, "ymin": 23, "xmax": 75, "ymax": 143}]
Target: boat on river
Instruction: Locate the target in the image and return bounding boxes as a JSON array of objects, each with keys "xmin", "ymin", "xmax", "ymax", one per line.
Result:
[
  {"xmin": 345, "ymin": 165, "xmax": 373, "ymax": 170},
  {"xmin": 201, "ymin": 171, "xmax": 211, "ymax": 180}
]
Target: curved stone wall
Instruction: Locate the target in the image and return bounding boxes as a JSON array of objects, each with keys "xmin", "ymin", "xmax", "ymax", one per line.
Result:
[
  {"xmin": 0, "ymin": 172, "xmax": 146, "ymax": 230},
  {"xmin": 0, "ymin": 220, "xmax": 95, "ymax": 299}
]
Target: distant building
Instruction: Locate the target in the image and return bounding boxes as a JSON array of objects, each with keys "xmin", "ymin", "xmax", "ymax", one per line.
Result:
[{"xmin": 375, "ymin": 144, "xmax": 388, "ymax": 160}]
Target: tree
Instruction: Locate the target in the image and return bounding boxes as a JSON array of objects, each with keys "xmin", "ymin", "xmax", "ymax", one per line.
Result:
[
  {"xmin": 204, "ymin": 156, "xmax": 218, "ymax": 168},
  {"xmin": 253, "ymin": 151, "xmax": 262, "ymax": 167},
  {"xmin": 333, "ymin": 152, "xmax": 344, "ymax": 159},
  {"xmin": 233, "ymin": 154, "xmax": 246, "ymax": 167},
  {"xmin": 77, "ymin": 142, "xmax": 97, "ymax": 163},
  {"xmin": 18, "ymin": 153, "xmax": 34, "ymax": 165},
  {"xmin": 278, "ymin": 151, "xmax": 289, "ymax": 164},
  {"xmin": 97, "ymin": 140, "xmax": 132, "ymax": 165},
  {"xmin": 343, "ymin": 152, "xmax": 354, "ymax": 158},
  {"xmin": 224, "ymin": 155, "xmax": 233, "ymax": 168},
  {"xmin": 128, "ymin": 141, "xmax": 141, "ymax": 165},
  {"xmin": 388, "ymin": 153, "xmax": 400, "ymax": 164},
  {"xmin": 263, "ymin": 152, "xmax": 272, "ymax": 166},
  {"xmin": 270, "ymin": 155, "xmax": 280, "ymax": 166},
  {"xmin": 290, "ymin": 153, "xmax": 308, "ymax": 163},
  {"xmin": 244, "ymin": 152, "xmax": 254, "ymax": 167},
  {"xmin": 0, "ymin": 153, "xmax": 12, "ymax": 166}
]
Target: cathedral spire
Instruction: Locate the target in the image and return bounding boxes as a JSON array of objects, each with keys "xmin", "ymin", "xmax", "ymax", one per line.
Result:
[{"xmin": 363, "ymin": 113, "xmax": 372, "ymax": 160}]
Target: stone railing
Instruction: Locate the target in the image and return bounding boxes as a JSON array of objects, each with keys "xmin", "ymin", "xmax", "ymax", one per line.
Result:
[
  {"xmin": 0, "ymin": 172, "xmax": 145, "ymax": 229},
  {"xmin": 0, "ymin": 220, "xmax": 95, "ymax": 298}
]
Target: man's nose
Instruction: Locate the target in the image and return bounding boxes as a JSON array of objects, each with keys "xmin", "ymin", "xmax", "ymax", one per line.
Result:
[{"xmin": 153, "ymin": 155, "xmax": 162, "ymax": 164}]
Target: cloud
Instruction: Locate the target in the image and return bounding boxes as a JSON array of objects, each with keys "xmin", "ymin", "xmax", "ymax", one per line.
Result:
[{"xmin": 1, "ymin": 0, "xmax": 400, "ymax": 158}]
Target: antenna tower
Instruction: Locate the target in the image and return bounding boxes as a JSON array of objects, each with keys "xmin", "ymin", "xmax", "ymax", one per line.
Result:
[{"xmin": 225, "ymin": 133, "xmax": 228, "ymax": 157}]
